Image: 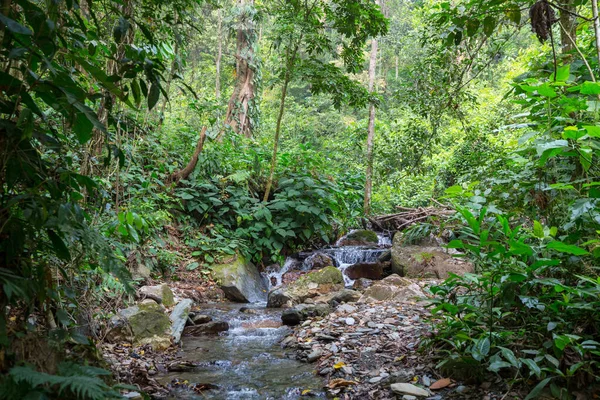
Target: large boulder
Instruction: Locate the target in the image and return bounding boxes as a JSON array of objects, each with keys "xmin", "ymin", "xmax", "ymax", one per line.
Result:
[
  {"xmin": 107, "ymin": 300, "xmax": 171, "ymax": 350},
  {"xmin": 313, "ymin": 289, "xmax": 361, "ymax": 305},
  {"xmin": 344, "ymin": 262, "xmax": 384, "ymax": 280},
  {"xmin": 303, "ymin": 252, "xmax": 336, "ymax": 270},
  {"xmin": 337, "ymin": 230, "xmax": 379, "ymax": 246},
  {"xmin": 138, "ymin": 284, "xmax": 175, "ymax": 306},
  {"xmin": 267, "ymin": 266, "xmax": 343, "ymax": 308},
  {"xmin": 358, "ymin": 274, "xmax": 424, "ymax": 304},
  {"xmin": 391, "ymin": 232, "xmax": 472, "ymax": 278},
  {"xmin": 211, "ymin": 255, "xmax": 268, "ymax": 303}
]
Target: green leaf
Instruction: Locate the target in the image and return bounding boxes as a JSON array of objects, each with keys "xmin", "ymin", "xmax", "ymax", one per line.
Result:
[
  {"xmin": 488, "ymin": 360, "xmax": 512, "ymax": 372},
  {"xmin": 483, "ymin": 16, "xmax": 496, "ymax": 36},
  {"xmin": 580, "ymin": 81, "xmax": 600, "ymax": 95},
  {"xmin": 521, "ymin": 358, "xmax": 542, "ymax": 377},
  {"xmin": 547, "ymin": 241, "xmax": 589, "ymax": 255},
  {"xmin": 533, "ymin": 221, "xmax": 544, "ymax": 238},
  {"xmin": 0, "ymin": 13, "xmax": 33, "ymax": 35},
  {"xmin": 499, "ymin": 347, "xmax": 519, "ymax": 367},
  {"xmin": 148, "ymin": 82, "xmax": 160, "ymax": 110},
  {"xmin": 524, "ymin": 377, "xmax": 551, "ymax": 400},
  {"xmin": 550, "ymin": 64, "xmax": 570, "ymax": 82},
  {"xmin": 47, "ymin": 230, "xmax": 71, "ymax": 261},
  {"xmin": 472, "ymin": 336, "xmax": 490, "ymax": 361},
  {"xmin": 537, "ymin": 83, "xmax": 557, "ymax": 98}
]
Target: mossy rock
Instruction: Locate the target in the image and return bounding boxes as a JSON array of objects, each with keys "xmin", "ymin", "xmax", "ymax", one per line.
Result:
[
  {"xmin": 337, "ymin": 230, "xmax": 379, "ymax": 246},
  {"xmin": 267, "ymin": 266, "xmax": 343, "ymax": 307},
  {"xmin": 211, "ymin": 255, "xmax": 267, "ymax": 302},
  {"xmin": 128, "ymin": 302, "xmax": 171, "ymax": 341}
]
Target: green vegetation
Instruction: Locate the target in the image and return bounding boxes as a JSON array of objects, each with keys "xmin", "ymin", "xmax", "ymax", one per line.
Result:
[{"xmin": 1, "ymin": 0, "xmax": 599, "ymax": 397}]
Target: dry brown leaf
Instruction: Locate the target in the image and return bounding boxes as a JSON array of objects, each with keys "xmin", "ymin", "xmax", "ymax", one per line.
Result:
[
  {"xmin": 328, "ymin": 378, "xmax": 358, "ymax": 389},
  {"xmin": 430, "ymin": 378, "xmax": 452, "ymax": 390}
]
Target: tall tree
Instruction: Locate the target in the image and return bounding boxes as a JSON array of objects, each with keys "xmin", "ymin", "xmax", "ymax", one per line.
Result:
[
  {"xmin": 224, "ymin": 0, "xmax": 260, "ymax": 137},
  {"xmin": 364, "ymin": 35, "xmax": 379, "ymax": 215},
  {"xmin": 262, "ymin": 0, "xmax": 388, "ymax": 202}
]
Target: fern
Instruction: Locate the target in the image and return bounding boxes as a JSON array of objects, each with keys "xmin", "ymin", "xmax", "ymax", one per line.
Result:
[{"xmin": 1, "ymin": 363, "xmax": 129, "ymax": 400}]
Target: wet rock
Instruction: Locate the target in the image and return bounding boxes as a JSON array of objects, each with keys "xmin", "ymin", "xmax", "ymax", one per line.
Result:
[
  {"xmin": 138, "ymin": 284, "xmax": 175, "ymax": 307},
  {"xmin": 344, "ymin": 262, "xmax": 384, "ymax": 280},
  {"xmin": 391, "ymin": 232, "xmax": 472, "ymax": 278},
  {"xmin": 267, "ymin": 266, "xmax": 343, "ymax": 308},
  {"xmin": 184, "ymin": 321, "xmax": 229, "ymax": 336},
  {"xmin": 390, "ymin": 383, "xmax": 430, "ymax": 397},
  {"xmin": 378, "ymin": 249, "xmax": 392, "ymax": 262},
  {"xmin": 239, "ymin": 307, "xmax": 259, "ymax": 315},
  {"xmin": 281, "ymin": 309, "xmax": 302, "ymax": 326},
  {"xmin": 352, "ymin": 278, "xmax": 374, "ymax": 291},
  {"xmin": 304, "ymin": 252, "xmax": 336, "ymax": 270},
  {"xmin": 211, "ymin": 255, "xmax": 268, "ymax": 303},
  {"xmin": 170, "ymin": 299, "xmax": 193, "ymax": 344},
  {"xmin": 189, "ymin": 313, "xmax": 212, "ymax": 324},
  {"xmin": 358, "ymin": 274, "xmax": 424, "ymax": 303},
  {"xmin": 241, "ymin": 319, "xmax": 282, "ymax": 329},
  {"xmin": 337, "ymin": 229, "xmax": 379, "ymax": 246}
]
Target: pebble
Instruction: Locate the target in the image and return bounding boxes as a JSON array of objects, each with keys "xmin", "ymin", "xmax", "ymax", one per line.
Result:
[
  {"xmin": 319, "ymin": 367, "xmax": 333, "ymax": 375},
  {"xmin": 456, "ymin": 385, "xmax": 467, "ymax": 393},
  {"xmin": 306, "ymin": 349, "xmax": 322, "ymax": 362},
  {"xmin": 422, "ymin": 375, "xmax": 431, "ymax": 386},
  {"xmin": 369, "ymin": 376, "xmax": 383, "ymax": 384},
  {"xmin": 402, "ymin": 396, "xmax": 417, "ymax": 400},
  {"xmin": 345, "ymin": 317, "xmax": 355, "ymax": 326},
  {"xmin": 390, "ymin": 383, "xmax": 430, "ymax": 397}
]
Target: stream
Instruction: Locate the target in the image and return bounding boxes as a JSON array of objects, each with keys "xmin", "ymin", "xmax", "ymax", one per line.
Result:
[{"xmin": 161, "ymin": 231, "xmax": 391, "ymax": 399}]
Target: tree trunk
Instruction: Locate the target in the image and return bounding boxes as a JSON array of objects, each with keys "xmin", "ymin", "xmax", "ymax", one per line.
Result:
[
  {"xmin": 263, "ymin": 70, "xmax": 290, "ymax": 202},
  {"xmin": 81, "ymin": 0, "xmax": 134, "ymax": 176},
  {"xmin": 364, "ymin": 36, "xmax": 378, "ymax": 216},
  {"xmin": 169, "ymin": 126, "xmax": 207, "ymax": 183},
  {"xmin": 215, "ymin": 8, "xmax": 223, "ymax": 100},
  {"xmin": 224, "ymin": 0, "xmax": 257, "ymax": 138},
  {"xmin": 263, "ymin": 42, "xmax": 300, "ymax": 202},
  {"xmin": 593, "ymin": 0, "xmax": 600, "ymax": 68},
  {"xmin": 559, "ymin": 0, "xmax": 577, "ymax": 52}
]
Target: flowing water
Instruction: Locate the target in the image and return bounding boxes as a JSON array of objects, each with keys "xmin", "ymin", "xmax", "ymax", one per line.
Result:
[
  {"xmin": 160, "ymin": 303, "xmax": 324, "ymax": 399},
  {"xmin": 162, "ymin": 231, "xmax": 391, "ymax": 399}
]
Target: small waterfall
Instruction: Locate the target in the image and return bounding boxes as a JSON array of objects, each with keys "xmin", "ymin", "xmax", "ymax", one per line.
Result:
[{"xmin": 264, "ymin": 232, "xmax": 392, "ymax": 289}]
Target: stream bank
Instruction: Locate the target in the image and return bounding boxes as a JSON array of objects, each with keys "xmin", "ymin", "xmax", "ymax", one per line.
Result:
[{"xmin": 104, "ymin": 229, "xmax": 487, "ymax": 399}]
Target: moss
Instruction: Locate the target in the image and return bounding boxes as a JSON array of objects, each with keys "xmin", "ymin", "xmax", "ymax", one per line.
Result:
[
  {"xmin": 340, "ymin": 230, "xmax": 379, "ymax": 245},
  {"xmin": 295, "ymin": 266, "xmax": 343, "ymax": 287},
  {"xmin": 415, "ymin": 252, "xmax": 434, "ymax": 262},
  {"xmin": 128, "ymin": 302, "xmax": 170, "ymax": 341},
  {"xmin": 160, "ymin": 284, "xmax": 175, "ymax": 306}
]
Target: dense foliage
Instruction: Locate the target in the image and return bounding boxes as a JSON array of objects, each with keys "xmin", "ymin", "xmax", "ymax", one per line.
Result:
[{"xmin": 1, "ymin": 0, "xmax": 599, "ymax": 397}]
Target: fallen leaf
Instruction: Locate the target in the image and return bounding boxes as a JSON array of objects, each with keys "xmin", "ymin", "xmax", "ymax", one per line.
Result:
[
  {"xmin": 301, "ymin": 389, "xmax": 311, "ymax": 395},
  {"xmin": 328, "ymin": 378, "xmax": 357, "ymax": 389},
  {"xmin": 333, "ymin": 361, "xmax": 346, "ymax": 369},
  {"xmin": 430, "ymin": 378, "xmax": 452, "ymax": 390}
]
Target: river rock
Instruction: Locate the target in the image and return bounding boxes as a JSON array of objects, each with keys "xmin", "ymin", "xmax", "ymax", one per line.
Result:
[
  {"xmin": 353, "ymin": 278, "xmax": 374, "ymax": 290},
  {"xmin": 170, "ymin": 299, "xmax": 193, "ymax": 344},
  {"xmin": 390, "ymin": 383, "xmax": 430, "ymax": 397},
  {"xmin": 391, "ymin": 232, "xmax": 472, "ymax": 278},
  {"xmin": 211, "ymin": 255, "xmax": 268, "ymax": 303},
  {"xmin": 344, "ymin": 262, "xmax": 384, "ymax": 280},
  {"xmin": 138, "ymin": 284, "xmax": 175, "ymax": 306},
  {"xmin": 378, "ymin": 249, "xmax": 392, "ymax": 262},
  {"xmin": 267, "ymin": 266, "xmax": 343, "ymax": 308},
  {"xmin": 313, "ymin": 288, "xmax": 361, "ymax": 305},
  {"xmin": 304, "ymin": 252, "xmax": 336, "ymax": 270},
  {"xmin": 337, "ymin": 229, "xmax": 379, "ymax": 246},
  {"xmin": 184, "ymin": 321, "xmax": 229, "ymax": 335},
  {"xmin": 189, "ymin": 313, "xmax": 212, "ymax": 324},
  {"xmin": 281, "ymin": 309, "xmax": 302, "ymax": 326},
  {"xmin": 358, "ymin": 274, "xmax": 424, "ymax": 303},
  {"xmin": 107, "ymin": 301, "xmax": 171, "ymax": 350}
]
